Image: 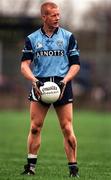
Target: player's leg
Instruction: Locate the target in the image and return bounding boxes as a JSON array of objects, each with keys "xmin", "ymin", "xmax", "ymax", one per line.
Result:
[
  {"xmin": 22, "ymin": 101, "xmax": 49, "ymax": 175},
  {"xmin": 55, "ymin": 103, "xmax": 79, "ymax": 177}
]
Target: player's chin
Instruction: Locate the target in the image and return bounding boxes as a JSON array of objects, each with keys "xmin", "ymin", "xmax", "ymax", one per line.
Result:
[{"xmin": 53, "ymin": 23, "xmax": 59, "ymax": 28}]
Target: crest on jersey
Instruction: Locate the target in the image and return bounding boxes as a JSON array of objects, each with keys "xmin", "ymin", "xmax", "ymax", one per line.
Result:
[
  {"xmin": 56, "ymin": 40, "xmax": 63, "ymax": 47},
  {"xmin": 36, "ymin": 42, "xmax": 43, "ymax": 49}
]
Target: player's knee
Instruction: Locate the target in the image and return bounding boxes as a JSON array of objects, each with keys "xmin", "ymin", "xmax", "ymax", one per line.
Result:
[
  {"xmin": 62, "ymin": 123, "xmax": 71, "ymax": 137},
  {"xmin": 31, "ymin": 123, "xmax": 42, "ymax": 135},
  {"xmin": 31, "ymin": 128, "xmax": 38, "ymax": 135}
]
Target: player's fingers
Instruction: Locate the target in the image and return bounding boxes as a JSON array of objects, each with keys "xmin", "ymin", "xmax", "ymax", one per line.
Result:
[
  {"xmin": 59, "ymin": 85, "xmax": 66, "ymax": 100},
  {"xmin": 34, "ymin": 87, "xmax": 41, "ymax": 96}
]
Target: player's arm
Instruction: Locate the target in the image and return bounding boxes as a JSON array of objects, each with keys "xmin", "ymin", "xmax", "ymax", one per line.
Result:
[
  {"xmin": 63, "ymin": 34, "xmax": 80, "ymax": 84},
  {"xmin": 21, "ymin": 37, "xmax": 42, "ymax": 96},
  {"xmin": 21, "ymin": 60, "xmax": 37, "ymax": 82},
  {"xmin": 58, "ymin": 64, "xmax": 80, "ymax": 99},
  {"xmin": 63, "ymin": 64, "xmax": 80, "ymax": 84},
  {"xmin": 21, "ymin": 37, "xmax": 38, "ymax": 82},
  {"xmin": 58, "ymin": 34, "xmax": 80, "ymax": 99}
]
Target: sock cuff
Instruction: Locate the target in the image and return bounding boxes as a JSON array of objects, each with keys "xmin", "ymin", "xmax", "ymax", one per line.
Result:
[{"xmin": 28, "ymin": 154, "xmax": 37, "ymax": 159}]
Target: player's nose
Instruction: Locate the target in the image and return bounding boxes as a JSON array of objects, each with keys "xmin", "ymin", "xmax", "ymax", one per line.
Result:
[{"xmin": 56, "ymin": 14, "xmax": 60, "ymax": 21}]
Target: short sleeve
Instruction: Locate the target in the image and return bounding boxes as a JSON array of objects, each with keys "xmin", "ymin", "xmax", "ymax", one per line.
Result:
[
  {"xmin": 67, "ymin": 34, "xmax": 80, "ymax": 66},
  {"xmin": 21, "ymin": 37, "xmax": 34, "ymax": 61}
]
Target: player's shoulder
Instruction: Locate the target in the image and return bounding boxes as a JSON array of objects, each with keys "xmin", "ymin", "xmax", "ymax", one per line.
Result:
[
  {"xmin": 59, "ymin": 27, "xmax": 73, "ymax": 37},
  {"xmin": 27, "ymin": 28, "xmax": 41, "ymax": 40}
]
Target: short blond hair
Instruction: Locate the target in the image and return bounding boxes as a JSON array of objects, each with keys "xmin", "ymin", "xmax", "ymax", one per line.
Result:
[{"xmin": 41, "ymin": 2, "xmax": 58, "ymax": 15}]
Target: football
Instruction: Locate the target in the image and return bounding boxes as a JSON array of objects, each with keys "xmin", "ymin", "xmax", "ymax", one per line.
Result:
[{"xmin": 40, "ymin": 81, "xmax": 61, "ymax": 103}]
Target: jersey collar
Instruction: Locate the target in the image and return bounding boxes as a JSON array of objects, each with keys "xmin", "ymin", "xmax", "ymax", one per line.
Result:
[{"xmin": 41, "ymin": 26, "xmax": 59, "ymax": 37}]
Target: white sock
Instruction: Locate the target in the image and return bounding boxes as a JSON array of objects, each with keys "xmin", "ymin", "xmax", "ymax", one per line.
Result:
[{"xmin": 28, "ymin": 154, "xmax": 37, "ymax": 159}]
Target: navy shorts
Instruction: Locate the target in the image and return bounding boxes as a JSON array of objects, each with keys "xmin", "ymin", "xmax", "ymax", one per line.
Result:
[{"xmin": 28, "ymin": 76, "xmax": 73, "ymax": 107}]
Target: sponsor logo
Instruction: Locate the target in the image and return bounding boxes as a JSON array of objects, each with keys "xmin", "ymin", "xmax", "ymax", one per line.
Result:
[
  {"xmin": 42, "ymin": 86, "xmax": 57, "ymax": 93},
  {"xmin": 68, "ymin": 98, "xmax": 73, "ymax": 102},
  {"xmin": 36, "ymin": 42, "xmax": 43, "ymax": 49},
  {"xmin": 56, "ymin": 40, "xmax": 63, "ymax": 47},
  {"xmin": 36, "ymin": 50, "xmax": 64, "ymax": 57}
]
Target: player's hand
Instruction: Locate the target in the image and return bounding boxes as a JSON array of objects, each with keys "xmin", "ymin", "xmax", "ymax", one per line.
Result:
[
  {"xmin": 58, "ymin": 80, "xmax": 66, "ymax": 100},
  {"xmin": 32, "ymin": 80, "xmax": 44, "ymax": 99}
]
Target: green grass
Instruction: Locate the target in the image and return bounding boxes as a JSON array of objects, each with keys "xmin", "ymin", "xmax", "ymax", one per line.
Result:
[{"xmin": 0, "ymin": 109, "xmax": 111, "ymax": 180}]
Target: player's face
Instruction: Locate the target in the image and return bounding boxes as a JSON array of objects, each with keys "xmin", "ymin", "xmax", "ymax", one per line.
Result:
[{"xmin": 43, "ymin": 8, "xmax": 60, "ymax": 28}]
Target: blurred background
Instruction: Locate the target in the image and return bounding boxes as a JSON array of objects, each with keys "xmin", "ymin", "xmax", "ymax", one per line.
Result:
[{"xmin": 0, "ymin": 0, "xmax": 111, "ymax": 111}]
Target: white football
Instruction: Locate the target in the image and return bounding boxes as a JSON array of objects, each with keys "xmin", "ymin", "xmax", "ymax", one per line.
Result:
[{"xmin": 40, "ymin": 81, "xmax": 61, "ymax": 103}]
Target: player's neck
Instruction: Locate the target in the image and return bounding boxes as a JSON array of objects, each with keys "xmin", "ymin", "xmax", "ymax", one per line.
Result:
[{"xmin": 43, "ymin": 25, "xmax": 57, "ymax": 37}]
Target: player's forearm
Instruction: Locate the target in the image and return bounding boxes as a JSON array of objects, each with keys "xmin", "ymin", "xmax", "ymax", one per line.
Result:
[
  {"xmin": 21, "ymin": 62, "xmax": 37, "ymax": 82},
  {"xmin": 63, "ymin": 64, "xmax": 80, "ymax": 84}
]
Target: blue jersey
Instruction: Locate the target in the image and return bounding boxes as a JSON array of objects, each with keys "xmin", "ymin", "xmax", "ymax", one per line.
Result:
[{"xmin": 21, "ymin": 27, "xmax": 80, "ymax": 78}]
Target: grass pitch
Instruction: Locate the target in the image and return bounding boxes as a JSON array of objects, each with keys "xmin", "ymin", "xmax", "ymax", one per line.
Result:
[{"xmin": 0, "ymin": 109, "xmax": 111, "ymax": 180}]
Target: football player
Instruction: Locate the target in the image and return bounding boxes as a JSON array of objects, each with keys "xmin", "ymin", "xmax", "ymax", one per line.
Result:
[{"xmin": 21, "ymin": 2, "xmax": 80, "ymax": 178}]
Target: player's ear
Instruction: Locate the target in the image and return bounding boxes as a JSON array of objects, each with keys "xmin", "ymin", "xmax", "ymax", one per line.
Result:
[{"xmin": 41, "ymin": 15, "xmax": 46, "ymax": 21}]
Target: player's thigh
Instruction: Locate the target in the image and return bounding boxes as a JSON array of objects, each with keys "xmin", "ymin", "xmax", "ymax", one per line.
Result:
[
  {"xmin": 30, "ymin": 101, "xmax": 49, "ymax": 125},
  {"xmin": 55, "ymin": 103, "xmax": 73, "ymax": 129}
]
